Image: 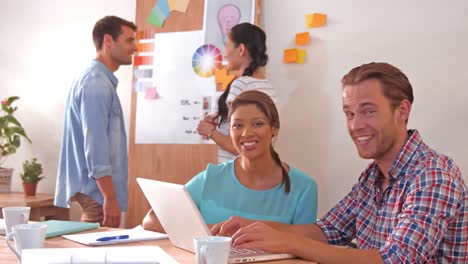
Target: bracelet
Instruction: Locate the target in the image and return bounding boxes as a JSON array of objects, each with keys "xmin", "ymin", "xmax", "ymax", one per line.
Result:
[{"xmin": 207, "ymin": 129, "xmax": 215, "ymax": 140}]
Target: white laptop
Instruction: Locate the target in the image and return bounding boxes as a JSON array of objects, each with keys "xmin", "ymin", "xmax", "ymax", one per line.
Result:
[{"xmin": 136, "ymin": 177, "xmax": 296, "ymax": 263}]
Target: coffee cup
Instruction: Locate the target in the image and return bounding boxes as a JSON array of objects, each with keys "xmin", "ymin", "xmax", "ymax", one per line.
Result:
[
  {"xmin": 2, "ymin": 206, "xmax": 30, "ymax": 236},
  {"xmin": 5, "ymin": 223, "xmax": 47, "ymax": 262},
  {"xmin": 194, "ymin": 236, "xmax": 231, "ymax": 264}
]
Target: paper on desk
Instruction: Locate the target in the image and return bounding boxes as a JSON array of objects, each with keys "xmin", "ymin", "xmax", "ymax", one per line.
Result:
[
  {"xmin": 63, "ymin": 225, "xmax": 168, "ymax": 246},
  {"xmin": 22, "ymin": 246, "xmax": 179, "ymax": 264}
]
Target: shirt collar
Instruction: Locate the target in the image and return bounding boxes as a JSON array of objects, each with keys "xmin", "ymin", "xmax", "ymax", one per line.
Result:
[
  {"xmin": 386, "ymin": 129, "xmax": 421, "ymax": 181},
  {"xmin": 91, "ymin": 59, "xmax": 118, "ymax": 88}
]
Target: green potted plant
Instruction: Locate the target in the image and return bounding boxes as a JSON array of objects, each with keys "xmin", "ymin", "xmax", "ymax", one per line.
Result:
[
  {"xmin": 0, "ymin": 96, "xmax": 31, "ymax": 192},
  {"xmin": 20, "ymin": 158, "xmax": 44, "ymax": 196}
]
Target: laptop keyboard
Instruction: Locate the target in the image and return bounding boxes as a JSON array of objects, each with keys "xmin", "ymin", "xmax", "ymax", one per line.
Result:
[{"xmin": 230, "ymin": 248, "xmax": 267, "ymax": 257}]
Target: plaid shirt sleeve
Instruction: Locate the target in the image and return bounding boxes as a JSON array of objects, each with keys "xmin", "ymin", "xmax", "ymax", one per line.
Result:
[
  {"xmin": 316, "ymin": 182, "xmax": 359, "ymax": 245},
  {"xmin": 379, "ymin": 167, "xmax": 464, "ymax": 263}
]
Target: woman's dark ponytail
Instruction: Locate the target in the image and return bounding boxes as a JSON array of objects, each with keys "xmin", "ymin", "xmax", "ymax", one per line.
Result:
[
  {"xmin": 271, "ymin": 145, "xmax": 290, "ymax": 193},
  {"xmin": 216, "ymin": 23, "xmax": 268, "ymax": 126}
]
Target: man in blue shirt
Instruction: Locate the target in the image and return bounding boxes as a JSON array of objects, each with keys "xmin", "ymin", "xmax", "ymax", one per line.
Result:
[{"xmin": 54, "ymin": 16, "xmax": 137, "ymax": 227}]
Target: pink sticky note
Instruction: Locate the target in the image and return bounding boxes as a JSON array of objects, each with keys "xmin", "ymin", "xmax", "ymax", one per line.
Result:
[{"xmin": 145, "ymin": 87, "xmax": 160, "ymax": 99}]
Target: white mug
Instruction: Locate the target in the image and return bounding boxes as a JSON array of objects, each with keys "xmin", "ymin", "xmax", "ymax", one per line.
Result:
[
  {"xmin": 2, "ymin": 206, "xmax": 31, "ymax": 236},
  {"xmin": 194, "ymin": 236, "xmax": 232, "ymax": 264},
  {"xmin": 5, "ymin": 223, "xmax": 47, "ymax": 262}
]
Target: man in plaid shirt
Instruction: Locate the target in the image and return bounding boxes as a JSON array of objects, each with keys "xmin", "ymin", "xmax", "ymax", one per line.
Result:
[{"xmin": 213, "ymin": 62, "xmax": 468, "ymax": 263}]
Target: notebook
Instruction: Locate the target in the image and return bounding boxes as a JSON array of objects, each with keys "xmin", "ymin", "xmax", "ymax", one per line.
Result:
[
  {"xmin": 136, "ymin": 177, "xmax": 296, "ymax": 263},
  {"xmin": 0, "ymin": 219, "xmax": 98, "ymax": 238},
  {"xmin": 44, "ymin": 220, "xmax": 100, "ymax": 238},
  {"xmin": 63, "ymin": 225, "xmax": 168, "ymax": 246}
]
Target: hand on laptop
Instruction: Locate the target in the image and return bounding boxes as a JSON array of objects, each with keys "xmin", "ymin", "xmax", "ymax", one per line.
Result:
[
  {"xmin": 211, "ymin": 216, "xmax": 254, "ymax": 236},
  {"xmin": 231, "ymin": 222, "xmax": 293, "ymax": 253}
]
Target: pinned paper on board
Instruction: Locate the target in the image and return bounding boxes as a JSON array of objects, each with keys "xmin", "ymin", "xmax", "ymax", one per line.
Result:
[
  {"xmin": 136, "ymin": 42, "xmax": 154, "ymax": 53},
  {"xmin": 133, "ymin": 32, "xmax": 155, "ymax": 96},
  {"xmin": 204, "ymin": 0, "xmax": 256, "ymax": 62},
  {"xmin": 148, "ymin": 0, "xmax": 191, "ymax": 27},
  {"xmin": 296, "ymin": 32, "xmax": 310, "ymax": 45},
  {"xmin": 168, "ymin": 0, "xmax": 191, "ymax": 13},
  {"xmin": 134, "ymin": 69, "xmax": 153, "ymax": 79},
  {"xmin": 284, "ymin": 48, "xmax": 298, "ymax": 63},
  {"xmin": 136, "ymin": 30, "xmax": 156, "ymax": 40},
  {"xmin": 133, "ymin": 80, "xmax": 152, "ymax": 92},
  {"xmin": 135, "ymin": 30, "xmax": 217, "ymax": 144},
  {"xmin": 145, "ymin": 87, "xmax": 160, "ymax": 100},
  {"xmin": 148, "ymin": 0, "xmax": 171, "ymax": 27},
  {"xmin": 283, "ymin": 48, "xmax": 307, "ymax": 64},
  {"xmin": 214, "ymin": 68, "xmax": 235, "ymax": 91},
  {"xmin": 306, "ymin": 13, "xmax": 327, "ymax": 28},
  {"xmin": 134, "ymin": 56, "xmax": 154, "ymax": 66},
  {"xmin": 296, "ymin": 49, "xmax": 307, "ymax": 64},
  {"xmin": 192, "ymin": 44, "xmax": 222, "ymax": 78}
]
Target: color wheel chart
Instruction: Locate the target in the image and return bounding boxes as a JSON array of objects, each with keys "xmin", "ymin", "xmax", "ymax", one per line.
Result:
[{"xmin": 192, "ymin": 44, "xmax": 222, "ymax": 78}]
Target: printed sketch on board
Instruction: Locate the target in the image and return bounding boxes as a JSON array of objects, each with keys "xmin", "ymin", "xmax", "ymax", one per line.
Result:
[{"xmin": 203, "ymin": 0, "xmax": 256, "ymax": 60}]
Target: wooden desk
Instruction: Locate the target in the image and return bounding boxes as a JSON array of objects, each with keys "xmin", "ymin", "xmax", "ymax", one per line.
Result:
[
  {"xmin": 0, "ymin": 228, "xmax": 315, "ymax": 264},
  {"xmin": 0, "ymin": 192, "xmax": 69, "ymax": 221}
]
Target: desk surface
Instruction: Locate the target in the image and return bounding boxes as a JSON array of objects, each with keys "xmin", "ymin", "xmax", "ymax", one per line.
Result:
[
  {"xmin": 0, "ymin": 192, "xmax": 55, "ymax": 208},
  {"xmin": 1, "ymin": 227, "xmax": 315, "ymax": 264}
]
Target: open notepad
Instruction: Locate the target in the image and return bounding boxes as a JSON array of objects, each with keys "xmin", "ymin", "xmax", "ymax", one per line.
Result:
[{"xmin": 63, "ymin": 225, "xmax": 168, "ymax": 246}]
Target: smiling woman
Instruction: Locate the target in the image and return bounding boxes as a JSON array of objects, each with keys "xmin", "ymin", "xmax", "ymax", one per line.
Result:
[{"xmin": 143, "ymin": 90, "xmax": 318, "ymax": 231}]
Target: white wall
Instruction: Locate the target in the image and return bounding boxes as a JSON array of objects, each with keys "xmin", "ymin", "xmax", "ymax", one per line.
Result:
[
  {"xmin": 262, "ymin": 0, "xmax": 468, "ymax": 217},
  {"xmin": 0, "ymin": 0, "xmax": 135, "ymax": 220},
  {"xmin": 1, "ymin": 0, "xmax": 467, "ymax": 220}
]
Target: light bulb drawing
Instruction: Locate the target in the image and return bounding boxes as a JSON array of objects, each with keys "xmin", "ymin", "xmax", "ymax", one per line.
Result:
[{"xmin": 217, "ymin": 4, "xmax": 241, "ymax": 45}]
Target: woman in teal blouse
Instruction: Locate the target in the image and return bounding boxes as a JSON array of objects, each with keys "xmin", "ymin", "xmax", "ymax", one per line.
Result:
[{"xmin": 143, "ymin": 91, "xmax": 317, "ymax": 230}]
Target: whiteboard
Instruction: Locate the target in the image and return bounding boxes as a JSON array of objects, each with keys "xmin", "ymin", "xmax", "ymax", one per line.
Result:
[{"xmin": 262, "ymin": 0, "xmax": 468, "ymax": 216}]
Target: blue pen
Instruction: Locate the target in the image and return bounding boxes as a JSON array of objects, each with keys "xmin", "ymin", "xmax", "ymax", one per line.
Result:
[{"xmin": 96, "ymin": 234, "xmax": 130, "ymax": 242}]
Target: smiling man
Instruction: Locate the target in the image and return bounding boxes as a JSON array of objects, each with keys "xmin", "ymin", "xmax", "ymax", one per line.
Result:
[
  {"xmin": 222, "ymin": 62, "xmax": 468, "ymax": 263},
  {"xmin": 54, "ymin": 16, "xmax": 137, "ymax": 228}
]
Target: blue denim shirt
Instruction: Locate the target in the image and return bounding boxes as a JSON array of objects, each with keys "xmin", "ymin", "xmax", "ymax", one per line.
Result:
[{"xmin": 54, "ymin": 59, "xmax": 128, "ymax": 211}]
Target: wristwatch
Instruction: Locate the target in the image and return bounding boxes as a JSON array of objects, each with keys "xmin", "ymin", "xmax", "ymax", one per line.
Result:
[{"xmin": 207, "ymin": 129, "xmax": 215, "ymax": 140}]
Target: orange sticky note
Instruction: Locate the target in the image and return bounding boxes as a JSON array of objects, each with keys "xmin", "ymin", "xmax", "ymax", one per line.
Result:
[
  {"xmin": 214, "ymin": 69, "xmax": 227, "ymax": 83},
  {"xmin": 296, "ymin": 32, "xmax": 310, "ymax": 45},
  {"xmin": 214, "ymin": 69, "xmax": 235, "ymax": 91},
  {"xmin": 306, "ymin": 13, "xmax": 327, "ymax": 28},
  {"xmin": 296, "ymin": 49, "xmax": 307, "ymax": 64},
  {"xmin": 284, "ymin": 49, "xmax": 297, "ymax": 63}
]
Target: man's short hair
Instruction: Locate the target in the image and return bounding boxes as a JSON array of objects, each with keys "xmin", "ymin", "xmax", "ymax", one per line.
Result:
[
  {"xmin": 341, "ymin": 62, "xmax": 414, "ymax": 108},
  {"xmin": 92, "ymin": 16, "xmax": 137, "ymax": 51}
]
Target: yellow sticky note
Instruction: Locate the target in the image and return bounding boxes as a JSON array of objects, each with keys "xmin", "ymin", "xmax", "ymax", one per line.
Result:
[
  {"xmin": 284, "ymin": 49, "xmax": 297, "ymax": 63},
  {"xmin": 296, "ymin": 32, "xmax": 310, "ymax": 45},
  {"xmin": 296, "ymin": 49, "xmax": 307, "ymax": 64},
  {"xmin": 170, "ymin": 0, "xmax": 190, "ymax": 13},
  {"xmin": 306, "ymin": 13, "xmax": 327, "ymax": 28}
]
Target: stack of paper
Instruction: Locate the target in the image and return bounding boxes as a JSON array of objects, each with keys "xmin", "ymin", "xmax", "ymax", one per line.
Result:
[
  {"xmin": 63, "ymin": 225, "xmax": 168, "ymax": 246},
  {"xmin": 22, "ymin": 246, "xmax": 178, "ymax": 264}
]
